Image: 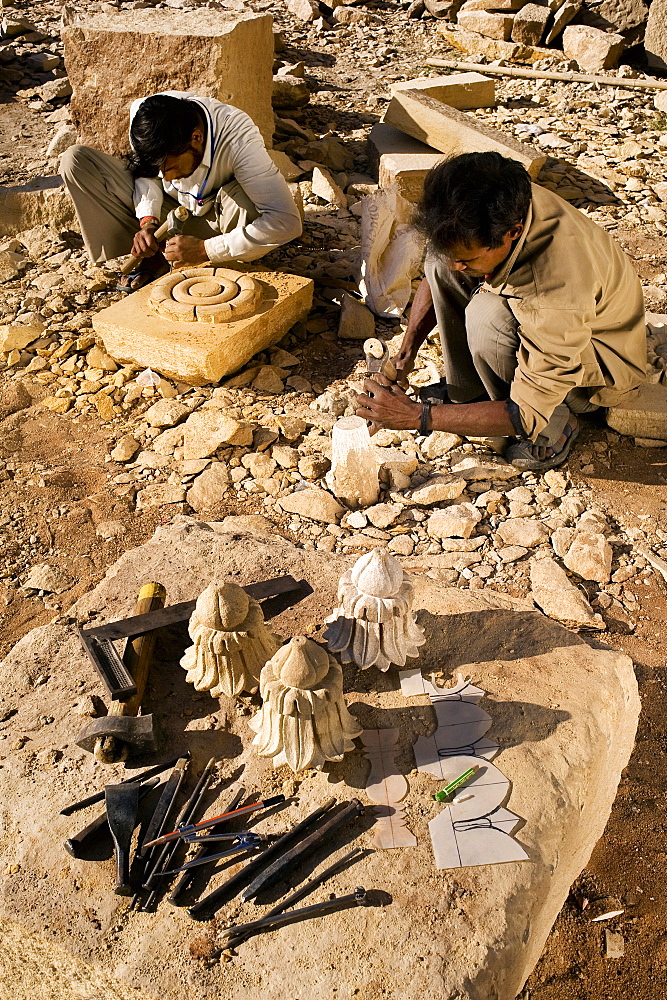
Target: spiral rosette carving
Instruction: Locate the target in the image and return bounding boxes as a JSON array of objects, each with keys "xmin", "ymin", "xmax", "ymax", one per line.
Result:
[{"xmin": 148, "ymin": 267, "xmax": 262, "ymax": 323}]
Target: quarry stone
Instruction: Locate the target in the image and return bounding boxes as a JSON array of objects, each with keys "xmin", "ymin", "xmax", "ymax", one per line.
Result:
[
  {"xmin": 563, "ymin": 531, "xmax": 613, "ymax": 584},
  {"xmin": 278, "ymin": 486, "xmax": 345, "ymax": 523},
  {"xmin": 456, "ymin": 11, "xmax": 515, "ymax": 39},
  {"xmin": 0, "ymin": 520, "xmax": 640, "ymax": 1000},
  {"xmin": 338, "ymin": 293, "xmax": 375, "ymax": 340},
  {"xmin": 62, "ymin": 10, "xmax": 275, "ymax": 153},
  {"xmin": 562, "ymin": 24, "xmax": 626, "ymax": 70},
  {"xmin": 497, "ymin": 517, "xmax": 550, "ymax": 548},
  {"xmin": 186, "ymin": 462, "xmax": 230, "ymax": 512},
  {"xmin": 426, "ymin": 502, "xmax": 482, "ymax": 538},
  {"xmin": 606, "ymin": 383, "xmax": 667, "ymax": 440},
  {"xmin": 530, "ymin": 557, "xmax": 605, "ymax": 630},
  {"xmin": 183, "ymin": 410, "xmax": 253, "ymax": 460},
  {"xmin": 645, "ymin": 0, "xmax": 667, "ymax": 70},
  {"xmin": 92, "ymin": 269, "xmax": 313, "ymax": 386},
  {"xmin": 390, "ymin": 72, "xmax": 496, "ymax": 110},
  {"xmin": 511, "ymin": 3, "xmax": 550, "ymax": 45}
]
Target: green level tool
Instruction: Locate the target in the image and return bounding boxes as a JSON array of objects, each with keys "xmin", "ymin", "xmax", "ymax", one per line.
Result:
[{"xmin": 433, "ymin": 766, "xmax": 478, "ymax": 802}]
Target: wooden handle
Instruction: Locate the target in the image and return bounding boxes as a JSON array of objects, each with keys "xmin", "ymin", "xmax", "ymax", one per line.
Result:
[
  {"xmin": 119, "ymin": 207, "xmax": 189, "ymax": 276},
  {"xmin": 109, "ymin": 582, "xmax": 167, "ymax": 719}
]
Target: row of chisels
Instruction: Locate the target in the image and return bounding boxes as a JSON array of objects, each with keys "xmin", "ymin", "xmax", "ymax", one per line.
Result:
[{"xmin": 61, "ymin": 756, "xmax": 371, "ymax": 943}]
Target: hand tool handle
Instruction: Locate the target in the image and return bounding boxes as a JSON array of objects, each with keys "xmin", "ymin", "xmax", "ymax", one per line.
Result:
[
  {"xmin": 168, "ymin": 785, "xmax": 245, "ymax": 904},
  {"xmin": 222, "ymin": 889, "xmax": 367, "ymax": 947},
  {"xmin": 64, "ymin": 778, "xmax": 159, "ymax": 858},
  {"xmin": 119, "ymin": 206, "xmax": 188, "ymax": 275},
  {"xmin": 60, "ymin": 753, "xmax": 190, "ymax": 816}
]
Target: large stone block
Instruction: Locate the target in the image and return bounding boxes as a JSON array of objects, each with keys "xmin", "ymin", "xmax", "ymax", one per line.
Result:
[
  {"xmin": 384, "ymin": 89, "xmax": 546, "ymax": 179},
  {"xmin": 62, "ymin": 10, "xmax": 275, "ymax": 155},
  {"xmin": 390, "ymin": 71, "xmax": 496, "ymax": 110},
  {"xmin": 0, "ymin": 176, "xmax": 75, "ymax": 237},
  {"xmin": 369, "ymin": 122, "xmax": 445, "ymax": 204},
  {"xmin": 562, "ymin": 24, "xmax": 626, "ymax": 70},
  {"xmin": 0, "ymin": 520, "xmax": 640, "ymax": 1000},
  {"xmin": 456, "ymin": 10, "xmax": 515, "ymax": 38},
  {"xmin": 92, "ymin": 266, "xmax": 313, "ymax": 385},
  {"xmin": 511, "ymin": 2, "xmax": 550, "ymax": 45},
  {"xmin": 606, "ymin": 382, "xmax": 667, "ymax": 439},
  {"xmin": 438, "ymin": 23, "xmax": 567, "ymax": 61},
  {"xmin": 645, "ymin": 0, "xmax": 667, "ymax": 70}
]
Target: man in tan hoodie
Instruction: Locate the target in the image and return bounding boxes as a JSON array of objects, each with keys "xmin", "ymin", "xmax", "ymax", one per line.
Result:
[{"xmin": 356, "ymin": 152, "xmax": 646, "ymax": 471}]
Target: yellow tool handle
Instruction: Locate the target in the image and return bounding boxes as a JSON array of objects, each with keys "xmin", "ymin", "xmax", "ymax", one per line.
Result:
[{"xmin": 109, "ymin": 582, "xmax": 167, "ymax": 719}]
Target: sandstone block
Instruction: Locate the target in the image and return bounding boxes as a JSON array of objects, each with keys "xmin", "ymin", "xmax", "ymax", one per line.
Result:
[
  {"xmin": 384, "ymin": 90, "xmax": 546, "ymax": 180},
  {"xmin": 278, "ymin": 486, "xmax": 345, "ymax": 523},
  {"xmin": 530, "ymin": 556, "xmax": 604, "ymax": 630},
  {"xmin": 92, "ymin": 267, "xmax": 313, "ymax": 386},
  {"xmin": 422, "ymin": 431, "xmax": 462, "ymax": 459},
  {"xmin": 110, "ymin": 435, "xmax": 139, "ymax": 462},
  {"xmin": 0, "ymin": 519, "xmax": 640, "ymax": 1000},
  {"xmin": 62, "ymin": 10, "xmax": 275, "ymax": 153},
  {"xmin": 595, "ymin": 0, "xmax": 649, "ymax": 40},
  {"xmin": 511, "ymin": 3, "xmax": 550, "ymax": 45},
  {"xmin": 406, "ymin": 473, "xmax": 467, "ymax": 505},
  {"xmin": 312, "ymin": 165, "xmax": 347, "ymax": 208},
  {"xmin": 562, "ymin": 24, "xmax": 626, "ymax": 71},
  {"xmin": 338, "ymin": 292, "xmax": 375, "ymax": 340},
  {"xmin": 370, "ymin": 123, "xmax": 444, "ymax": 205},
  {"xmin": 0, "ymin": 322, "xmax": 44, "ymax": 352},
  {"xmin": 390, "ymin": 72, "xmax": 496, "ymax": 110},
  {"xmin": 272, "ymin": 74, "xmax": 310, "ymax": 110},
  {"xmin": 143, "ymin": 399, "xmax": 197, "ymax": 428},
  {"xmin": 438, "ymin": 23, "xmax": 566, "ymax": 62},
  {"xmin": 0, "ymin": 176, "xmax": 75, "ymax": 237},
  {"xmin": 457, "ymin": 10, "xmax": 515, "ymax": 38},
  {"xmin": 427, "ymin": 502, "xmax": 481, "ymax": 538},
  {"xmin": 645, "ymin": 0, "xmax": 667, "ymax": 70},
  {"xmin": 183, "ymin": 410, "xmax": 253, "ymax": 460},
  {"xmin": 497, "ymin": 517, "xmax": 550, "ymax": 548},
  {"xmin": 135, "ymin": 484, "xmax": 186, "ymax": 508},
  {"xmin": 286, "ymin": 0, "xmax": 320, "ymax": 20},
  {"xmin": 545, "ymin": 0, "xmax": 582, "ymax": 44},
  {"xmin": 563, "ymin": 531, "xmax": 613, "ymax": 584},
  {"xmin": 606, "ymin": 383, "xmax": 667, "ymax": 440},
  {"xmin": 186, "ymin": 461, "xmax": 230, "ymax": 512}
]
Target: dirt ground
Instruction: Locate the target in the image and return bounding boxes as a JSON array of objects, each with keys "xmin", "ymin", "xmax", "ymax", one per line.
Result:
[{"xmin": 1, "ymin": 1, "xmax": 667, "ymax": 996}]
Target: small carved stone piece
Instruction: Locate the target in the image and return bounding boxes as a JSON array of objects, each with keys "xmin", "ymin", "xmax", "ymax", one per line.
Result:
[
  {"xmin": 330, "ymin": 415, "xmax": 380, "ymax": 508},
  {"xmin": 324, "ymin": 548, "xmax": 425, "ymax": 671},
  {"xmin": 180, "ymin": 581, "xmax": 278, "ymax": 699},
  {"xmin": 149, "ymin": 266, "xmax": 262, "ymax": 323},
  {"xmin": 249, "ymin": 636, "xmax": 362, "ymax": 771}
]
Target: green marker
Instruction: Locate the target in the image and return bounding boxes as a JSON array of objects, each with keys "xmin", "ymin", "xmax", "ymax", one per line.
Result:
[{"xmin": 433, "ymin": 765, "xmax": 478, "ymax": 802}]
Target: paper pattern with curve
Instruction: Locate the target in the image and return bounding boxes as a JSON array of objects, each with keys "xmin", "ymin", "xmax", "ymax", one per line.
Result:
[
  {"xmin": 359, "ymin": 188, "xmax": 425, "ymax": 318},
  {"xmin": 399, "ymin": 668, "xmax": 529, "ymax": 869},
  {"xmin": 361, "ymin": 728, "xmax": 417, "ymax": 849}
]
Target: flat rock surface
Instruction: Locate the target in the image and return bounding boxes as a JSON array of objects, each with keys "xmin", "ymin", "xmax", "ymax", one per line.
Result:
[{"xmin": 0, "ymin": 520, "xmax": 639, "ymax": 1000}]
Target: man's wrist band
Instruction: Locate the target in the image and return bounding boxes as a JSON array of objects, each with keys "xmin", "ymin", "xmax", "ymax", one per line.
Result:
[
  {"xmin": 420, "ymin": 400, "xmax": 432, "ymax": 436},
  {"xmin": 139, "ymin": 217, "xmax": 159, "ymax": 230}
]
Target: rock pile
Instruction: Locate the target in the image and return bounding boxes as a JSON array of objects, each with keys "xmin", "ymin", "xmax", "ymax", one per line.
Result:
[{"xmin": 423, "ymin": 0, "xmax": 659, "ymax": 71}]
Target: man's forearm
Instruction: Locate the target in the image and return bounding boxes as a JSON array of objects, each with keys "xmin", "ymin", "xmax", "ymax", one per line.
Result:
[
  {"xmin": 399, "ymin": 276, "xmax": 436, "ymax": 357},
  {"xmin": 429, "ymin": 400, "xmax": 515, "ymax": 437}
]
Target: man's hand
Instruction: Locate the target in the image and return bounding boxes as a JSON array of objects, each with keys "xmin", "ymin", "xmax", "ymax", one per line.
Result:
[
  {"xmin": 164, "ymin": 236, "xmax": 208, "ymax": 266},
  {"xmin": 393, "ymin": 346, "xmax": 417, "ymax": 388},
  {"xmin": 131, "ymin": 228, "xmax": 160, "ymax": 259},
  {"xmin": 356, "ymin": 374, "xmax": 422, "ymax": 431}
]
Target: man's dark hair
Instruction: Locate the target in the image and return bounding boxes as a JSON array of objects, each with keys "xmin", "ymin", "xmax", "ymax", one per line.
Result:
[
  {"xmin": 128, "ymin": 95, "xmax": 206, "ymax": 178},
  {"xmin": 413, "ymin": 152, "xmax": 532, "ymax": 255}
]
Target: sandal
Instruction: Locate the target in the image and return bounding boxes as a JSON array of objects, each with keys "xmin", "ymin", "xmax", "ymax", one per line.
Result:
[
  {"xmin": 506, "ymin": 420, "xmax": 579, "ymax": 472},
  {"xmin": 116, "ymin": 253, "xmax": 169, "ymax": 294}
]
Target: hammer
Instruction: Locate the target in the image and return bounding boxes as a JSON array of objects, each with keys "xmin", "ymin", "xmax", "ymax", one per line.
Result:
[
  {"xmin": 120, "ymin": 205, "xmax": 190, "ymax": 276},
  {"xmin": 363, "ymin": 338, "xmax": 398, "ymax": 437},
  {"xmin": 75, "ymin": 582, "xmax": 167, "ymax": 763}
]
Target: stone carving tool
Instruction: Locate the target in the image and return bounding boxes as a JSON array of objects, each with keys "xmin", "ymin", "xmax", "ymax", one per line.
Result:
[
  {"xmin": 119, "ymin": 205, "xmax": 190, "ymax": 276},
  {"xmin": 168, "ymin": 784, "xmax": 245, "ymax": 904},
  {"xmin": 139, "ymin": 758, "xmax": 216, "ymax": 910},
  {"xmin": 364, "ymin": 337, "xmax": 398, "ymax": 436},
  {"xmin": 105, "ymin": 782, "xmax": 142, "ymax": 895},
  {"xmin": 221, "ymin": 888, "xmax": 370, "ymax": 947},
  {"xmin": 242, "ymin": 799, "xmax": 365, "ymax": 902},
  {"xmin": 189, "ymin": 798, "xmax": 338, "ymax": 920},
  {"xmin": 59, "ymin": 753, "xmax": 190, "ymax": 816},
  {"xmin": 161, "ymin": 833, "xmax": 266, "ymax": 876},
  {"xmin": 64, "ymin": 777, "xmax": 159, "ymax": 859},
  {"xmin": 142, "ymin": 793, "xmax": 287, "ymax": 849},
  {"xmin": 76, "ymin": 575, "xmax": 309, "ymax": 702},
  {"xmin": 76, "ymin": 582, "xmax": 167, "ymax": 763},
  {"xmin": 222, "ymin": 847, "xmax": 366, "ymax": 949},
  {"xmin": 130, "ymin": 757, "xmax": 190, "ymax": 894}
]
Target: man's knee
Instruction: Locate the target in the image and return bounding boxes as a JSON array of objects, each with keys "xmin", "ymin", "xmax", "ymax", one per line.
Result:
[
  {"xmin": 465, "ymin": 291, "xmax": 518, "ymax": 362},
  {"xmin": 59, "ymin": 144, "xmax": 94, "ymax": 182}
]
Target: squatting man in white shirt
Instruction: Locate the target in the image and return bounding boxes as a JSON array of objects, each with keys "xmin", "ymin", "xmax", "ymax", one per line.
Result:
[{"xmin": 61, "ymin": 91, "xmax": 303, "ymax": 291}]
